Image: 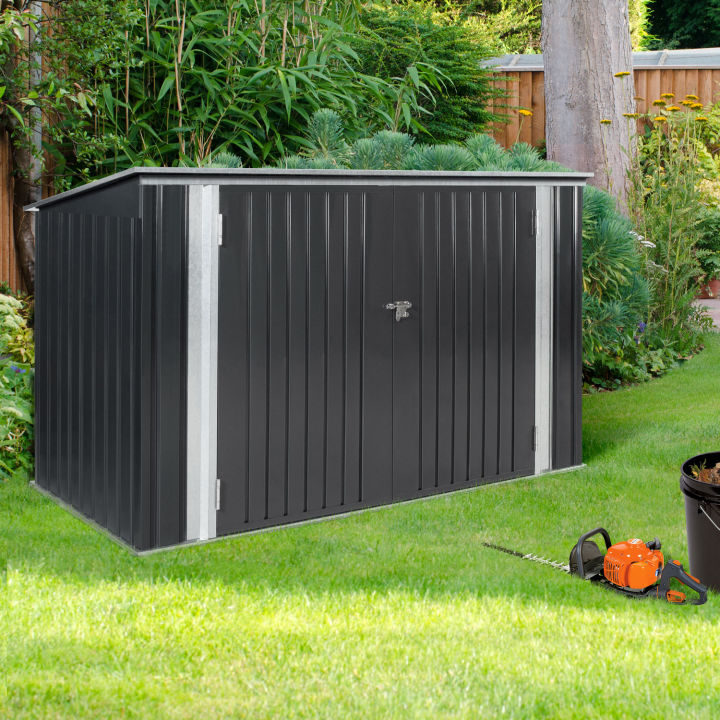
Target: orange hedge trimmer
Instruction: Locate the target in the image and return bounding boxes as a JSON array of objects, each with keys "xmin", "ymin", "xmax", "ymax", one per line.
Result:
[{"xmin": 484, "ymin": 527, "xmax": 707, "ymax": 605}]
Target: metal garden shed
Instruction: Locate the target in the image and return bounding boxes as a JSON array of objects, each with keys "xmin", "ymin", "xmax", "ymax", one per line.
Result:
[{"xmin": 28, "ymin": 168, "xmax": 588, "ymax": 552}]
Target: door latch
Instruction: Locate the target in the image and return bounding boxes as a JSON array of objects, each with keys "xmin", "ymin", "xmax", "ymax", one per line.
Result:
[{"xmin": 386, "ymin": 300, "xmax": 412, "ymax": 321}]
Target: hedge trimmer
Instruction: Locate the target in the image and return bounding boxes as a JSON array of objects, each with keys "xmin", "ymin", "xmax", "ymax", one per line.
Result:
[{"xmin": 484, "ymin": 527, "xmax": 707, "ymax": 605}]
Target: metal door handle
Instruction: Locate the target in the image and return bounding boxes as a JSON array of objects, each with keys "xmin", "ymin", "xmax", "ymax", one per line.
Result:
[{"xmin": 386, "ymin": 300, "xmax": 412, "ymax": 321}]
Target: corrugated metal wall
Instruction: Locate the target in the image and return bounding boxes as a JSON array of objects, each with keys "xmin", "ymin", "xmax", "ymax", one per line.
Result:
[
  {"xmin": 34, "ymin": 181, "xmax": 188, "ymax": 551},
  {"xmin": 216, "ymin": 184, "xmax": 537, "ymax": 537},
  {"xmin": 489, "ymin": 67, "xmax": 720, "ymax": 148},
  {"xmin": 552, "ymin": 186, "xmax": 583, "ymax": 469}
]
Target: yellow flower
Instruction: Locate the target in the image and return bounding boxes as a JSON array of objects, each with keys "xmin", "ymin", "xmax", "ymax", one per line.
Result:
[
  {"xmin": 696, "ymin": 116, "xmax": 709, "ymax": 122},
  {"xmin": 653, "ymin": 116, "xmax": 667, "ymax": 123},
  {"xmin": 667, "ymin": 106, "xmax": 681, "ymax": 112},
  {"xmin": 686, "ymin": 94, "xmax": 699, "ymax": 101},
  {"xmin": 660, "ymin": 92, "xmax": 675, "ymax": 99},
  {"xmin": 599, "ymin": 119, "xmax": 612, "ymax": 125},
  {"xmin": 614, "ymin": 71, "xmax": 631, "ymax": 77},
  {"xmin": 518, "ymin": 109, "xmax": 533, "ymax": 116},
  {"xmin": 622, "ymin": 113, "xmax": 640, "ymax": 118},
  {"xmin": 680, "ymin": 100, "xmax": 693, "ymax": 106},
  {"xmin": 652, "ymin": 99, "xmax": 667, "ymax": 106},
  {"xmin": 691, "ymin": 103, "xmax": 703, "ymax": 110}
]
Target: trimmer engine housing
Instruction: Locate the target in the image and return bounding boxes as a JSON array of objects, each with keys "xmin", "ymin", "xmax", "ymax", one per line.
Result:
[{"xmin": 603, "ymin": 539, "xmax": 664, "ymax": 589}]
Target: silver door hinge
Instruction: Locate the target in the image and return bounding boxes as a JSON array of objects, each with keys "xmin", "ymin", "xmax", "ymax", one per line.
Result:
[
  {"xmin": 217, "ymin": 214, "xmax": 223, "ymax": 245},
  {"xmin": 532, "ymin": 426, "xmax": 538, "ymax": 451},
  {"xmin": 531, "ymin": 209, "xmax": 537, "ymax": 236},
  {"xmin": 216, "ymin": 478, "xmax": 221, "ymax": 511}
]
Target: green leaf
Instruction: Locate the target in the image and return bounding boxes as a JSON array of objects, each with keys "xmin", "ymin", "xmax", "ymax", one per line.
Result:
[
  {"xmin": 157, "ymin": 74, "xmax": 176, "ymax": 103},
  {"xmin": 277, "ymin": 69, "xmax": 292, "ymax": 120},
  {"xmin": 7, "ymin": 106, "xmax": 25, "ymax": 126},
  {"xmin": 101, "ymin": 85, "xmax": 115, "ymax": 115},
  {"xmin": 407, "ymin": 66, "xmax": 420, "ymax": 89}
]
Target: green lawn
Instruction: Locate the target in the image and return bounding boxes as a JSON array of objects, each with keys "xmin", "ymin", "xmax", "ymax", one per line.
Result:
[{"xmin": 4, "ymin": 335, "xmax": 720, "ymax": 719}]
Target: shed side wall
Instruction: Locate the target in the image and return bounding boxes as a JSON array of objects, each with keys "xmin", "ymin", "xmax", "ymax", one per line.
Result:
[
  {"xmin": 35, "ymin": 206, "xmax": 149, "ymax": 546},
  {"xmin": 34, "ymin": 182, "xmax": 187, "ymax": 551}
]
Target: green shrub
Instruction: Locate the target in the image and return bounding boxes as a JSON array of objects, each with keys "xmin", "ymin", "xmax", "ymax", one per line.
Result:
[
  {"xmin": 507, "ymin": 142, "xmax": 546, "ymax": 172},
  {"xmin": 348, "ymin": 138, "xmax": 384, "ymax": 170},
  {"xmin": 402, "ymin": 143, "xmax": 475, "ymax": 171},
  {"xmin": 351, "ymin": 3, "xmax": 506, "ymax": 143},
  {"xmin": 0, "ymin": 294, "xmax": 34, "ymax": 478},
  {"xmin": 205, "ymin": 152, "xmax": 243, "ymax": 169},
  {"xmin": 371, "ymin": 130, "xmax": 417, "ymax": 169},
  {"xmin": 580, "ymin": 186, "xmax": 652, "ymax": 385},
  {"xmin": 464, "ymin": 133, "xmax": 506, "ymax": 167}
]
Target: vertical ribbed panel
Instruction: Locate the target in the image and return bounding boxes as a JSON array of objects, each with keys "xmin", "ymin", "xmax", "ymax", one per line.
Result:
[
  {"xmin": 217, "ymin": 185, "xmax": 536, "ymax": 537},
  {"xmin": 34, "ymin": 184, "xmax": 188, "ymax": 551},
  {"xmin": 35, "ymin": 210, "xmax": 145, "ymax": 543},
  {"xmin": 552, "ymin": 186, "xmax": 583, "ymax": 469}
]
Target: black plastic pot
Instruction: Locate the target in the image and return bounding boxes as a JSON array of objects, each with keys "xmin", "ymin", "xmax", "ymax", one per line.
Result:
[{"xmin": 680, "ymin": 452, "xmax": 720, "ymax": 593}]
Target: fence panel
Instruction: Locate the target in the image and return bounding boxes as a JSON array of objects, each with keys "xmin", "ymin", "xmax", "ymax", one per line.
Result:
[{"xmin": 491, "ymin": 67, "xmax": 720, "ymax": 148}]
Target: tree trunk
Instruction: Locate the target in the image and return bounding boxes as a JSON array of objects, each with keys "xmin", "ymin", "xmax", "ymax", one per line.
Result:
[
  {"xmin": 11, "ymin": 135, "xmax": 38, "ymax": 294},
  {"xmin": 6, "ymin": 0, "xmax": 41, "ymax": 294},
  {"xmin": 542, "ymin": 0, "xmax": 635, "ymax": 206}
]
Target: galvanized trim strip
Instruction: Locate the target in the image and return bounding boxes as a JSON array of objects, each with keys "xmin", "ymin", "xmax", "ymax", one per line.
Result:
[
  {"xmin": 534, "ymin": 186, "xmax": 553, "ymax": 474},
  {"xmin": 186, "ymin": 185, "xmax": 219, "ymax": 541},
  {"xmin": 145, "ymin": 177, "xmax": 589, "ymax": 189}
]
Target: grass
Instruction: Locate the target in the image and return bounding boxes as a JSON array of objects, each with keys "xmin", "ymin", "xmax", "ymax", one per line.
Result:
[{"xmin": 3, "ymin": 335, "xmax": 720, "ymax": 719}]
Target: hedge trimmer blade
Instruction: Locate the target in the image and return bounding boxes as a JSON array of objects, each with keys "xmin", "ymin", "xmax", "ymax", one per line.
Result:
[{"xmin": 483, "ymin": 542, "xmax": 570, "ymax": 573}]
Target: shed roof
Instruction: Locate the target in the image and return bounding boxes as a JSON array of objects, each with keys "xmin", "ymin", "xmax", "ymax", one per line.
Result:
[
  {"xmin": 482, "ymin": 48, "xmax": 720, "ymax": 71},
  {"xmin": 26, "ymin": 166, "xmax": 592, "ymax": 211}
]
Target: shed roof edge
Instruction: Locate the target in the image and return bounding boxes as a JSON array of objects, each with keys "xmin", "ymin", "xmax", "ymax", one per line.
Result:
[{"xmin": 26, "ymin": 167, "xmax": 593, "ymax": 210}]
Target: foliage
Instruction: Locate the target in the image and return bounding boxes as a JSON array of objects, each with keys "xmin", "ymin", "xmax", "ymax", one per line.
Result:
[
  {"xmin": 403, "ymin": 142, "xmax": 475, "ymax": 170},
  {"xmin": 580, "ymin": 185, "xmax": 654, "ymax": 387},
  {"xmin": 451, "ymin": 1, "xmax": 542, "ymax": 54},
  {"xmin": 626, "ymin": 102, "xmax": 716, "ymax": 351},
  {"xmin": 426, "ymin": 1, "xmax": 651, "ymax": 53},
  {"xmin": 696, "ymin": 182, "xmax": 720, "ymax": 282},
  {"xmin": 350, "ymin": 3, "xmax": 507, "ymax": 143},
  {"xmin": 646, "ymin": 0, "xmax": 720, "ymax": 50},
  {"xmin": 0, "ymin": 294, "xmax": 34, "ymax": 479},
  {"xmin": 627, "ymin": 0, "xmax": 655, "ymax": 50},
  {"xmin": 277, "ymin": 109, "xmax": 571, "ymax": 174},
  {"xmin": 0, "ymin": 2, "xmax": 141, "ymax": 189},
  {"xmin": 2, "ymin": 1, "xmax": 442, "ymax": 187}
]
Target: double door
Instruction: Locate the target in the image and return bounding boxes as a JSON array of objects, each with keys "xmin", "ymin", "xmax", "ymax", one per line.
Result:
[{"xmin": 216, "ymin": 185, "xmax": 536, "ymax": 536}]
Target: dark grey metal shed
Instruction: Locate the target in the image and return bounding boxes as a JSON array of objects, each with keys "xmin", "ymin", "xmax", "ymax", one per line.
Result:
[{"xmin": 28, "ymin": 168, "xmax": 588, "ymax": 552}]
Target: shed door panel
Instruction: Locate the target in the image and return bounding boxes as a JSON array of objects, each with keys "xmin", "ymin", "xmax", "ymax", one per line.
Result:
[
  {"xmin": 392, "ymin": 187, "xmax": 536, "ymax": 500},
  {"xmin": 217, "ymin": 184, "xmax": 536, "ymax": 537},
  {"xmin": 217, "ymin": 187, "xmax": 393, "ymax": 536}
]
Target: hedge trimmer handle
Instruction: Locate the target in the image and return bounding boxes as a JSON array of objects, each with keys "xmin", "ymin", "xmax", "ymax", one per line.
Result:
[
  {"xmin": 574, "ymin": 527, "xmax": 613, "ymax": 579},
  {"xmin": 658, "ymin": 560, "xmax": 708, "ymax": 605}
]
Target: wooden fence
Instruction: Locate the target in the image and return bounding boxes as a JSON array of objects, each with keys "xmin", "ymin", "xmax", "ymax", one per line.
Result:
[
  {"xmin": 1, "ymin": 130, "xmax": 25, "ymax": 294},
  {"xmin": 2, "ymin": 66, "xmax": 720, "ymax": 291},
  {"xmin": 489, "ymin": 67, "xmax": 720, "ymax": 148}
]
